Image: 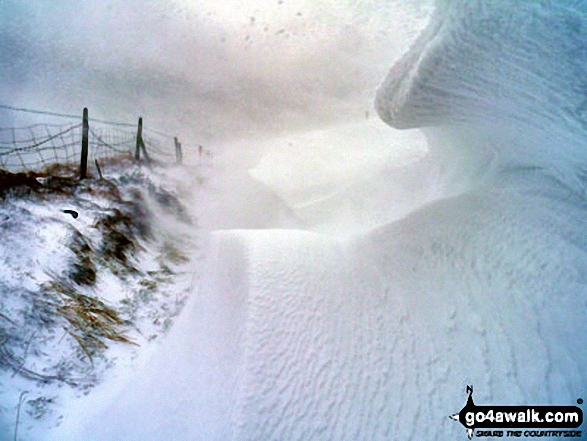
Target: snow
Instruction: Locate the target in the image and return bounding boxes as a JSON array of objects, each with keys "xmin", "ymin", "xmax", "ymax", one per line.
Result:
[
  {"xmin": 249, "ymin": 119, "xmax": 431, "ymax": 236},
  {"xmin": 0, "ymin": 164, "xmax": 197, "ymax": 441},
  {"xmin": 48, "ymin": 137, "xmax": 587, "ymax": 441},
  {"xmin": 3, "ymin": 0, "xmax": 587, "ymax": 440}
]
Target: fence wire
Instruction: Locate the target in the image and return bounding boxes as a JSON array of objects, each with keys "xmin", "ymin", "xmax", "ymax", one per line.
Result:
[{"xmin": 0, "ymin": 118, "xmax": 177, "ymax": 174}]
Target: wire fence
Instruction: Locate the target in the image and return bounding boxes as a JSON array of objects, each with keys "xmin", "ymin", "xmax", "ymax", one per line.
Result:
[{"xmin": 0, "ymin": 105, "xmax": 180, "ymax": 176}]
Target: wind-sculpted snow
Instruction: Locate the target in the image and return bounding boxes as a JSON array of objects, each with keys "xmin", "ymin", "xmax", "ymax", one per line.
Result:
[
  {"xmin": 48, "ymin": 1, "xmax": 587, "ymax": 440},
  {"xmin": 240, "ymin": 0, "xmax": 587, "ymax": 436},
  {"xmin": 375, "ymin": 0, "xmax": 587, "ymax": 183}
]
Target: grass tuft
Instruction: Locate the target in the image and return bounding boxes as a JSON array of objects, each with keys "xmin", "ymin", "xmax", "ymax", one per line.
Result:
[{"xmin": 45, "ymin": 280, "xmax": 138, "ymax": 364}]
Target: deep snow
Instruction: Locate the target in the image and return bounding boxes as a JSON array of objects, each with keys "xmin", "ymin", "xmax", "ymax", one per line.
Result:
[
  {"xmin": 48, "ymin": 131, "xmax": 587, "ymax": 441},
  {"xmin": 5, "ymin": 0, "xmax": 587, "ymax": 440}
]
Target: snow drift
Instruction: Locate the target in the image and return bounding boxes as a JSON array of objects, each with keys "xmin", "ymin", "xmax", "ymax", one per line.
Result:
[{"xmin": 49, "ymin": 1, "xmax": 587, "ymax": 440}]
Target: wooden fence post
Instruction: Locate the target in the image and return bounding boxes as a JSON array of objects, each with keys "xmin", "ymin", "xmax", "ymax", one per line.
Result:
[
  {"xmin": 174, "ymin": 137, "xmax": 183, "ymax": 164},
  {"xmin": 135, "ymin": 117, "xmax": 151, "ymax": 165},
  {"xmin": 135, "ymin": 117, "xmax": 142, "ymax": 161},
  {"xmin": 79, "ymin": 107, "xmax": 89, "ymax": 179}
]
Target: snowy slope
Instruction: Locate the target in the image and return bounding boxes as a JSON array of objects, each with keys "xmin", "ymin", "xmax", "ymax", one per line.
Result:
[
  {"xmin": 0, "ymin": 164, "xmax": 199, "ymax": 441},
  {"xmin": 52, "ymin": 170, "xmax": 587, "ymax": 441},
  {"xmin": 41, "ymin": 1, "xmax": 587, "ymax": 440}
]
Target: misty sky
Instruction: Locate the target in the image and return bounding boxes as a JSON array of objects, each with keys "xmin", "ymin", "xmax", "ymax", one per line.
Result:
[{"xmin": 0, "ymin": 0, "xmax": 431, "ymax": 146}]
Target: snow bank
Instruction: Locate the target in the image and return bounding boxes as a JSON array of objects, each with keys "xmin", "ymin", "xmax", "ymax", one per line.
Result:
[
  {"xmin": 0, "ymin": 164, "xmax": 196, "ymax": 441},
  {"xmin": 39, "ymin": 1, "xmax": 587, "ymax": 440},
  {"xmin": 375, "ymin": 0, "xmax": 587, "ymax": 185},
  {"xmin": 249, "ymin": 119, "xmax": 437, "ymax": 236}
]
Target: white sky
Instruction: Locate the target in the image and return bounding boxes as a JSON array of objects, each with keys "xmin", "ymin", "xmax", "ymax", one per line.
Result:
[{"xmin": 0, "ymin": 0, "xmax": 432, "ymax": 143}]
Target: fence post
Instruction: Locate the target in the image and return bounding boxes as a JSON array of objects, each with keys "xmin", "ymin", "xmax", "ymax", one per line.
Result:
[
  {"xmin": 174, "ymin": 137, "xmax": 183, "ymax": 165},
  {"xmin": 135, "ymin": 117, "xmax": 142, "ymax": 161},
  {"xmin": 79, "ymin": 107, "xmax": 89, "ymax": 179},
  {"xmin": 94, "ymin": 159, "xmax": 104, "ymax": 179}
]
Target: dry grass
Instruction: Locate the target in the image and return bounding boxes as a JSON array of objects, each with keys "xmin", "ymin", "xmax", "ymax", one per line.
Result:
[
  {"xmin": 0, "ymin": 169, "xmax": 41, "ymax": 197},
  {"xmin": 58, "ymin": 295, "xmax": 138, "ymax": 363},
  {"xmin": 44, "ymin": 281, "xmax": 138, "ymax": 364}
]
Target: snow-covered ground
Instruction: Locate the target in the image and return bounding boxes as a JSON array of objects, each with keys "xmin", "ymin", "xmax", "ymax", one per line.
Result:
[
  {"xmin": 2, "ymin": 1, "xmax": 587, "ymax": 440},
  {"xmin": 42, "ymin": 121, "xmax": 587, "ymax": 441},
  {"xmin": 0, "ymin": 162, "xmax": 202, "ymax": 441}
]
